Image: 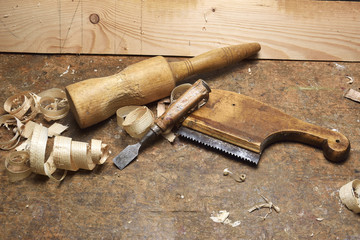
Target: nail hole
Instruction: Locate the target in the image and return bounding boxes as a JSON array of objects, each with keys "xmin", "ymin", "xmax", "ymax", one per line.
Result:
[
  {"xmin": 232, "ymin": 103, "xmax": 236, "ymax": 106},
  {"xmin": 89, "ymin": 13, "xmax": 100, "ymax": 24},
  {"xmin": 336, "ymin": 139, "xmax": 340, "ymax": 143}
]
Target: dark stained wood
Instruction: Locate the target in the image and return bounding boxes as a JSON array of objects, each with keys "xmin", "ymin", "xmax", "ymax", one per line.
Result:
[
  {"xmin": 0, "ymin": 53, "xmax": 359, "ymax": 239},
  {"xmin": 156, "ymin": 80, "xmax": 210, "ymax": 132},
  {"xmin": 184, "ymin": 89, "xmax": 350, "ymax": 162}
]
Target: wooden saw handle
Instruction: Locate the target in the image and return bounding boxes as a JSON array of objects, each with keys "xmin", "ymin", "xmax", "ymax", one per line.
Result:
[
  {"xmin": 155, "ymin": 79, "xmax": 211, "ymax": 132},
  {"xmin": 183, "ymin": 89, "xmax": 350, "ymax": 162},
  {"xmin": 65, "ymin": 43, "xmax": 260, "ymax": 128}
]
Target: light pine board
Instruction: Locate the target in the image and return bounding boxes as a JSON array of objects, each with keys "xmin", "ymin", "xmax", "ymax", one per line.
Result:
[{"xmin": 0, "ymin": 0, "xmax": 359, "ymax": 61}]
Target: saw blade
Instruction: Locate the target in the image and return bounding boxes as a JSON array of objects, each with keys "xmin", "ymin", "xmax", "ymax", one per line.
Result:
[{"xmin": 177, "ymin": 126, "xmax": 260, "ymax": 164}]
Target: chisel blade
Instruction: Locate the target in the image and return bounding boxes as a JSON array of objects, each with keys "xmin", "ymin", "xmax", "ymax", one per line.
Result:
[
  {"xmin": 113, "ymin": 142, "xmax": 142, "ymax": 170},
  {"xmin": 177, "ymin": 126, "xmax": 260, "ymax": 165}
]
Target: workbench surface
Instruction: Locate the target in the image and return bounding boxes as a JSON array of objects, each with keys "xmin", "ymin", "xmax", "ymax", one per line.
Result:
[{"xmin": 1, "ymin": 54, "xmax": 359, "ymax": 239}]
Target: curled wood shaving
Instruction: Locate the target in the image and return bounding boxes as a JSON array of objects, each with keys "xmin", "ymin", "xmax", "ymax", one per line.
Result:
[
  {"xmin": 2, "ymin": 88, "xmax": 106, "ymax": 182},
  {"xmin": 116, "ymin": 106, "xmax": 141, "ymax": 126},
  {"xmin": 44, "ymin": 153, "xmax": 67, "ymax": 182},
  {"xmin": 90, "ymin": 139, "xmax": 102, "ymax": 164},
  {"xmin": 248, "ymin": 194, "xmax": 280, "ymax": 220},
  {"xmin": 53, "ymin": 136, "xmax": 78, "ymax": 171},
  {"xmin": 170, "ymin": 84, "xmax": 192, "ymax": 103},
  {"xmin": 21, "ymin": 121, "xmax": 37, "ymax": 138},
  {"xmin": 48, "ymin": 122, "xmax": 69, "ymax": 137},
  {"xmin": 6, "ymin": 122, "xmax": 110, "ymax": 182},
  {"xmin": 3, "ymin": 93, "xmax": 31, "ymax": 119},
  {"xmin": 52, "ymin": 136, "xmax": 110, "ymax": 172},
  {"xmin": 117, "ymin": 104, "xmax": 177, "ymax": 143},
  {"xmin": 171, "ymin": 83, "xmax": 208, "ymax": 109},
  {"xmin": 15, "ymin": 121, "xmax": 37, "ymax": 151},
  {"xmin": 3, "ymin": 91, "xmax": 39, "ymax": 123},
  {"xmin": 15, "ymin": 139, "xmax": 30, "ymax": 151},
  {"xmin": 210, "ymin": 210, "xmax": 229, "ymax": 223},
  {"xmin": 68, "ymin": 139, "xmax": 109, "ymax": 171},
  {"xmin": 71, "ymin": 140, "xmax": 93, "ymax": 170},
  {"xmin": 14, "ymin": 122, "xmax": 68, "ymax": 151},
  {"xmin": 29, "ymin": 124, "xmax": 49, "ymax": 175},
  {"xmin": 120, "ymin": 106, "xmax": 154, "ymax": 139},
  {"xmin": 91, "ymin": 139, "xmax": 110, "ymax": 165},
  {"xmin": 3, "ymin": 88, "xmax": 70, "ymax": 123},
  {"xmin": 346, "ymin": 76, "xmax": 354, "ymax": 84},
  {"xmin": 5, "ymin": 151, "xmax": 32, "ymax": 182},
  {"xmin": 223, "ymin": 168, "xmax": 246, "ymax": 182},
  {"xmin": 339, "ymin": 179, "xmax": 360, "ymax": 213},
  {"xmin": 0, "ymin": 114, "xmax": 24, "ymax": 150},
  {"xmin": 38, "ymin": 88, "xmax": 69, "ymax": 121},
  {"xmin": 28, "ymin": 124, "xmax": 67, "ymax": 182}
]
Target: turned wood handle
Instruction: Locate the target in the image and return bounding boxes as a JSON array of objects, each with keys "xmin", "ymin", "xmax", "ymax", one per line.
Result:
[
  {"xmin": 155, "ymin": 80, "xmax": 211, "ymax": 132},
  {"xmin": 65, "ymin": 43, "xmax": 260, "ymax": 128},
  {"xmin": 183, "ymin": 89, "xmax": 350, "ymax": 163},
  {"xmin": 169, "ymin": 43, "xmax": 261, "ymax": 82}
]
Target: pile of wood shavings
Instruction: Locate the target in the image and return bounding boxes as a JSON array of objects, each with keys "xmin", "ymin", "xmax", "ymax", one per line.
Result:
[{"xmin": 1, "ymin": 88, "xmax": 110, "ymax": 182}]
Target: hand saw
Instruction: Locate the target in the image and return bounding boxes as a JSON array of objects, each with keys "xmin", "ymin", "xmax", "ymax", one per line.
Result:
[{"xmin": 177, "ymin": 89, "xmax": 350, "ymax": 164}]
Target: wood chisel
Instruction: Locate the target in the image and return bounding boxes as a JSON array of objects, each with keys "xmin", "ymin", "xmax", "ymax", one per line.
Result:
[
  {"xmin": 178, "ymin": 89, "xmax": 350, "ymax": 164},
  {"xmin": 113, "ymin": 79, "xmax": 211, "ymax": 170}
]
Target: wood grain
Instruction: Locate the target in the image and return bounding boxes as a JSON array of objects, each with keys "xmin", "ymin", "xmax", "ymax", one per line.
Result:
[
  {"xmin": 0, "ymin": 0, "xmax": 359, "ymax": 60},
  {"xmin": 155, "ymin": 79, "xmax": 210, "ymax": 132},
  {"xmin": 65, "ymin": 43, "xmax": 260, "ymax": 128},
  {"xmin": 183, "ymin": 89, "xmax": 350, "ymax": 162}
]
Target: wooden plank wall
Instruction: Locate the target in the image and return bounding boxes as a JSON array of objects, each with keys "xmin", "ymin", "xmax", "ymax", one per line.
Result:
[{"xmin": 0, "ymin": 0, "xmax": 359, "ymax": 61}]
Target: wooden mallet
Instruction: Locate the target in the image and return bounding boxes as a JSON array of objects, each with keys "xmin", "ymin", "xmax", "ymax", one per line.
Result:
[{"xmin": 65, "ymin": 43, "xmax": 261, "ymax": 128}]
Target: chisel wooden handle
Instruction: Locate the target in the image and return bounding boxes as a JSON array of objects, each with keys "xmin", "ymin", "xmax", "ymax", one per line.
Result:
[
  {"xmin": 112, "ymin": 79, "xmax": 211, "ymax": 170},
  {"xmin": 65, "ymin": 43, "xmax": 260, "ymax": 128},
  {"xmin": 155, "ymin": 79, "xmax": 211, "ymax": 132}
]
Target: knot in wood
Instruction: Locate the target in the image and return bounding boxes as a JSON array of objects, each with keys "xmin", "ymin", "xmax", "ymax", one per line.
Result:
[{"xmin": 89, "ymin": 14, "xmax": 100, "ymax": 24}]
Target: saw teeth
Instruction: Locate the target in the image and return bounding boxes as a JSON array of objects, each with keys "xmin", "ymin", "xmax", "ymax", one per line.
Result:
[
  {"xmin": 177, "ymin": 127, "xmax": 260, "ymax": 164},
  {"xmin": 182, "ymin": 133, "xmax": 246, "ymax": 159}
]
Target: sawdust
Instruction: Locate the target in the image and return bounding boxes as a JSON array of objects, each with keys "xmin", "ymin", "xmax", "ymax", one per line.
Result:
[
  {"xmin": 248, "ymin": 194, "xmax": 280, "ymax": 220},
  {"xmin": 223, "ymin": 168, "xmax": 246, "ymax": 183},
  {"xmin": 59, "ymin": 65, "xmax": 70, "ymax": 77},
  {"xmin": 345, "ymin": 76, "xmax": 354, "ymax": 84},
  {"xmin": 210, "ymin": 210, "xmax": 241, "ymax": 227},
  {"xmin": 344, "ymin": 88, "xmax": 360, "ymax": 103}
]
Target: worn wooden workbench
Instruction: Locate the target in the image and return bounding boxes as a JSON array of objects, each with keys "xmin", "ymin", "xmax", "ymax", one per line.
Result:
[{"xmin": 0, "ymin": 54, "xmax": 359, "ymax": 239}]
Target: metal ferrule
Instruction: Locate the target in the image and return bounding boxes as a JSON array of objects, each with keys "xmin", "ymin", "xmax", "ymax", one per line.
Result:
[{"xmin": 150, "ymin": 124, "xmax": 162, "ymax": 135}]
